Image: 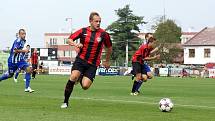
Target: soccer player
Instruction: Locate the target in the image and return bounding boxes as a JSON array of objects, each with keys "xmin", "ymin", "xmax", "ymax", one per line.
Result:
[
  {"xmin": 61, "ymin": 12, "xmax": 112, "ymax": 108},
  {"xmin": 131, "ymin": 37, "xmax": 159, "ymax": 95},
  {"xmin": 14, "ymin": 44, "xmax": 31, "ymax": 82},
  {"xmin": 131, "ymin": 33, "xmax": 155, "ymax": 80},
  {"xmin": 31, "ymin": 48, "xmax": 38, "ymax": 79},
  {"xmin": 0, "ymin": 29, "xmax": 34, "ymax": 93}
]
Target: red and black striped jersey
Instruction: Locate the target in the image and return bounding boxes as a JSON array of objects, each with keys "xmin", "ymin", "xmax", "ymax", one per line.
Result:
[
  {"xmin": 132, "ymin": 44, "xmax": 153, "ymax": 64},
  {"xmin": 31, "ymin": 52, "xmax": 38, "ymax": 64},
  {"xmin": 69, "ymin": 26, "xmax": 112, "ymax": 66}
]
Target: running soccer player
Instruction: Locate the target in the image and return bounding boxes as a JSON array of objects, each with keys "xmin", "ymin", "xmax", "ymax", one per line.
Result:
[
  {"xmin": 0, "ymin": 29, "xmax": 34, "ymax": 93},
  {"xmin": 61, "ymin": 12, "xmax": 112, "ymax": 108},
  {"xmin": 130, "ymin": 37, "xmax": 159, "ymax": 95},
  {"xmin": 14, "ymin": 44, "xmax": 31, "ymax": 82},
  {"xmin": 131, "ymin": 33, "xmax": 155, "ymax": 80}
]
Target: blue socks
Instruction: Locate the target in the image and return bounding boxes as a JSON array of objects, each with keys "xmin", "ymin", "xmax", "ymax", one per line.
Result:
[
  {"xmin": 135, "ymin": 80, "xmax": 143, "ymax": 92},
  {"xmin": 25, "ymin": 73, "xmax": 31, "ymax": 89},
  {"xmin": 0, "ymin": 72, "xmax": 12, "ymax": 81},
  {"xmin": 14, "ymin": 71, "xmax": 19, "ymax": 79}
]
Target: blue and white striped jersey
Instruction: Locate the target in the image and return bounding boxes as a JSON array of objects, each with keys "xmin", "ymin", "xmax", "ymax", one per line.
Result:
[{"xmin": 8, "ymin": 38, "xmax": 26, "ymax": 63}]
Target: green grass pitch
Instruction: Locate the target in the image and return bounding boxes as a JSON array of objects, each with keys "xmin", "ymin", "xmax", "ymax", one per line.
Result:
[{"xmin": 0, "ymin": 75, "xmax": 215, "ymax": 121}]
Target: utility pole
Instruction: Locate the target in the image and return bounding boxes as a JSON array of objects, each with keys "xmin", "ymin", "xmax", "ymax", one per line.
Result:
[
  {"xmin": 125, "ymin": 40, "xmax": 128, "ymax": 68},
  {"xmin": 163, "ymin": 0, "xmax": 166, "ymax": 22},
  {"xmin": 65, "ymin": 18, "xmax": 72, "ymax": 33}
]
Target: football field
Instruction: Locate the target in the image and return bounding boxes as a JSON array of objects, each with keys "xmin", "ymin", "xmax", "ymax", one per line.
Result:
[{"xmin": 0, "ymin": 75, "xmax": 215, "ymax": 121}]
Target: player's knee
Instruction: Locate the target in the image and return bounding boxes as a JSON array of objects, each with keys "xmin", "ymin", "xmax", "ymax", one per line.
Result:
[
  {"xmin": 70, "ymin": 71, "xmax": 81, "ymax": 81},
  {"xmin": 136, "ymin": 75, "xmax": 142, "ymax": 80},
  {"xmin": 148, "ymin": 75, "xmax": 153, "ymax": 79},
  {"xmin": 25, "ymin": 67, "xmax": 31, "ymax": 73},
  {"xmin": 147, "ymin": 72, "xmax": 153, "ymax": 79},
  {"xmin": 142, "ymin": 74, "xmax": 148, "ymax": 82},
  {"xmin": 81, "ymin": 84, "xmax": 90, "ymax": 90},
  {"xmin": 82, "ymin": 86, "xmax": 89, "ymax": 90},
  {"xmin": 81, "ymin": 78, "xmax": 92, "ymax": 90},
  {"xmin": 70, "ymin": 75, "xmax": 79, "ymax": 81}
]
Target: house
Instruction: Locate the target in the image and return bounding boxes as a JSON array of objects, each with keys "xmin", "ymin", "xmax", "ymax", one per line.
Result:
[
  {"xmin": 44, "ymin": 33, "xmax": 78, "ymax": 64},
  {"xmin": 183, "ymin": 27, "xmax": 215, "ymax": 65},
  {"xmin": 181, "ymin": 32, "xmax": 198, "ymax": 44}
]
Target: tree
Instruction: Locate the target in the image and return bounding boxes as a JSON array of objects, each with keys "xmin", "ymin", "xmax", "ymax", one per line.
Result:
[
  {"xmin": 153, "ymin": 18, "xmax": 182, "ymax": 63},
  {"xmin": 106, "ymin": 5, "xmax": 146, "ymax": 66}
]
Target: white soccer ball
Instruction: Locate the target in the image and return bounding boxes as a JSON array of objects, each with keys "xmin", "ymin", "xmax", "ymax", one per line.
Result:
[{"xmin": 159, "ymin": 98, "xmax": 174, "ymax": 112}]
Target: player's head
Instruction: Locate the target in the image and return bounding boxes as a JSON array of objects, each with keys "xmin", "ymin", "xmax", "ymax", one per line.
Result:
[
  {"xmin": 26, "ymin": 44, "xmax": 30, "ymax": 50},
  {"xmin": 18, "ymin": 29, "xmax": 26, "ymax": 40},
  {"xmin": 145, "ymin": 33, "xmax": 153, "ymax": 40},
  {"xmin": 147, "ymin": 37, "xmax": 157, "ymax": 49},
  {"xmin": 89, "ymin": 12, "xmax": 101, "ymax": 31},
  {"xmin": 34, "ymin": 48, "xmax": 37, "ymax": 53}
]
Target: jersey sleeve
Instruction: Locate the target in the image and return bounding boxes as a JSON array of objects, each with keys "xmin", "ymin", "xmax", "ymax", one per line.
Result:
[
  {"xmin": 140, "ymin": 45, "xmax": 146, "ymax": 57},
  {"xmin": 68, "ymin": 28, "xmax": 83, "ymax": 41},
  {"xmin": 103, "ymin": 32, "xmax": 112, "ymax": 48},
  {"xmin": 13, "ymin": 40, "xmax": 20, "ymax": 50}
]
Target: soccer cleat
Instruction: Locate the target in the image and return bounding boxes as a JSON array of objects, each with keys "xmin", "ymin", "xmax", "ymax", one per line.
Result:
[
  {"xmin": 61, "ymin": 103, "xmax": 68, "ymax": 108},
  {"xmin": 133, "ymin": 92, "xmax": 139, "ymax": 96},
  {"xmin": 24, "ymin": 88, "xmax": 29, "ymax": 92},
  {"xmin": 25, "ymin": 87, "xmax": 35, "ymax": 93},
  {"xmin": 14, "ymin": 77, "xmax": 18, "ymax": 83},
  {"xmin": 130, "ymin": 92, "xmax": 134, "ymax": 95},
  {"xmin": 131, "ymin": 75, "xmax": 135, "ymax": 80}
]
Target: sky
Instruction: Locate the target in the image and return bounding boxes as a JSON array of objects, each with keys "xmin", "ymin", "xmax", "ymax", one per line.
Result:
[{"xmin": 0, "ymin": 0, "xmax": 215, "ymax": 50}]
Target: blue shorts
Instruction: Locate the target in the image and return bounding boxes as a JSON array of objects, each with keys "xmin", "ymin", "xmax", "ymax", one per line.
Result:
[
  {"xmin": 8, "ymin": 61, "xmax": 29, "ymax": 74},
  {"xmin": 142, "ymin": 64, "xmax": 151, "ymax": 73}
]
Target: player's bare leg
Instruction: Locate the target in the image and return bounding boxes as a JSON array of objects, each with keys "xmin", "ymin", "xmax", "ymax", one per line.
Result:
[{"xmin": 81, "ymin": 76, "xmax": 93, "ymax": 90}]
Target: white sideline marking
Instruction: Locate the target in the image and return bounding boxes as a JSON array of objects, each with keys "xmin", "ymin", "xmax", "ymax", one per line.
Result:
[{"xmin": 73, "ymin": 97, "xmax": 215, "ymax": 109}]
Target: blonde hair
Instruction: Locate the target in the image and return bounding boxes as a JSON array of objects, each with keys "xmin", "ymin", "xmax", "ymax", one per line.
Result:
[{"xmin": 89, "ymin": 12, "xmax": 100, "ymax": 21}]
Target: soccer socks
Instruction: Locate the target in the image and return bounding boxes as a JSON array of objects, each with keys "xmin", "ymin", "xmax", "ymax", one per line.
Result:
[
  {"xmin": 14, "ymin": 71, "xmax": 19, "ymax": 79},
  {"xmin": 131, "ymin": 81, "xmax": 138, "ymax": 93},
  {"xmin": 0, "ymin": 72, "xmax": 12, "ymax": 81},
  {"xmin": 135, "ymin": 80, "xmax": 143, "ymax": 92},
  {"xmin": 32, "ymin": 70, "xmax": 36, "ymax": 79},
  {"xmin": 25, "ymin": 73, "xmax": 31, "ymax": 89},
  {"xmin": 64, "ymin": 80, "xmax": 75, "ymax": 104}
]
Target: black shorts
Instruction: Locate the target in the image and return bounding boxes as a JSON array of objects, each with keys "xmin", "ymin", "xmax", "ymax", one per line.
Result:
[
  {"xmin": 132, "ymin": 62, "xmax": 147, "ymax": 75},
  {"xmin": 72, "ymin": 57, "xmax": 97, "ymax": 82},
  {"xmin": 32, "ymin": 64, "xmax": 37, "ymax": 70}
]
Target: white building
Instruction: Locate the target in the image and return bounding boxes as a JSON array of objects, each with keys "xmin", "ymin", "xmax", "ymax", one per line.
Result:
[
  {"xmin": 180, "ymin": 32, "xmax": 197, "ymax": 44},
  {"xmin": 183, "ymin": 27, "xmax": 215, "ymax": 65},
  {"xmin": 44, "ymin": 33, "xmax": 77, "ymax": 64}
]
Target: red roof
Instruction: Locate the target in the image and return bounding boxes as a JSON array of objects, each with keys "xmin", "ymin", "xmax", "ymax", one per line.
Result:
[{"xmin": 183, "ymin": 27, "xmax": 215, "ymax": 46}]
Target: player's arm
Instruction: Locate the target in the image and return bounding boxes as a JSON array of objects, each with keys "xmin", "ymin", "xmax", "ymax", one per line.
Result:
[
  {"xmin": 102, "ymin": 33, "xmax": 112, "ymax": 68},
  {"xmin": 14, "ymin": 48, "xmax": 29, "ymax": 53},
  {"xmin": 144, "ymin": 54, "xmax": 160, "ymax": 61},
  {"xmin": 103, "ymin": 46, "xmax": 112, "ymax": 68},
  {"xmin": 68, "ymin": 28, "xmax": 83, "ymax": 48},
  {"xmin": 68, "ymin": 39, "xmax": 83, "ymax": 48},
  {"xmin": 150, "ymin": 47, "xmax": 159, "ymax": 54}
]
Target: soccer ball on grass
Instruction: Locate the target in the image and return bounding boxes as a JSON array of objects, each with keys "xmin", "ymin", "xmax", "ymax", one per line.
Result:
[{"xmin": 159, "ymin": 98, "xmax": 174, "ymax": 112}]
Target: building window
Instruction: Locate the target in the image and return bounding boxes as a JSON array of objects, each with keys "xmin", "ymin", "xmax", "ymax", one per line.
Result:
[
  {"xmin": 64, "ymin": 38, "xmax": 68, "ymax": 44},
  {"xmin": 64, "ymin": 51, "xmax": 71, "ymax": 57},
  {"xmin": 53, "ymin": 38, "xmax": 57, "ymax": 45},
  {"xmin": 50, "ymin": 38, "xmax": 52, "ymax": 45},
  {"xmin": 204, "ymin": 49, "xmax": 210, "ymax": 58},
  {"xmin": 189, "ymin": 49, "xmax": 195, "ymax": 58}
]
